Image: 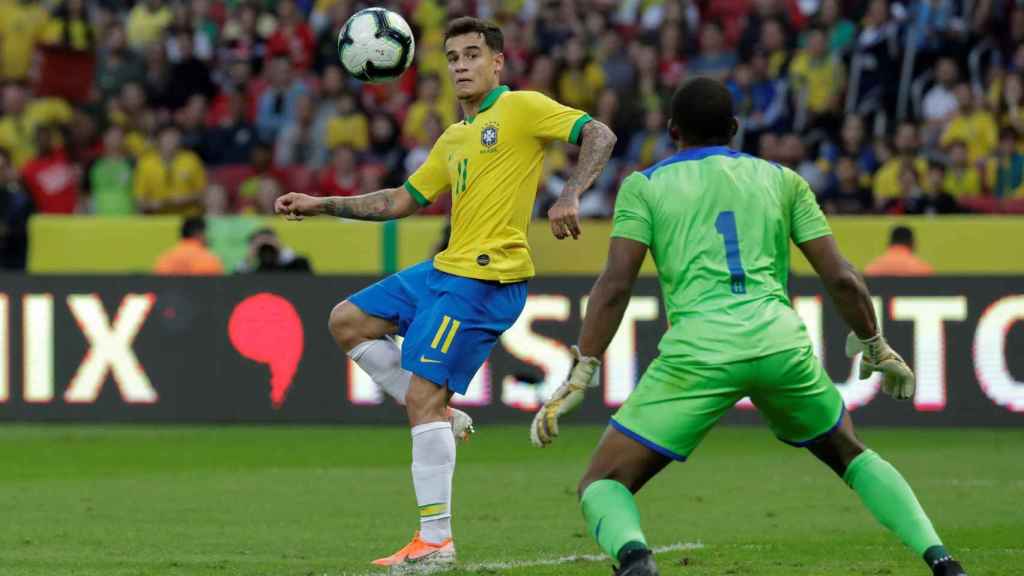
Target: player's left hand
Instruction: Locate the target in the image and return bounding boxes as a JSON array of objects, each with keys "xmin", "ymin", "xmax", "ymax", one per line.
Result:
[
  {"xmin": 547, "ymin": 194, "xmax": 581, "ymax": 240},
  {"xmin": 530, "ymin": 346, "xmax": 601, "ymax": 447},
  {"xmin": 845, "ymin": 332, "xmax": 916, "ymax": 400}
]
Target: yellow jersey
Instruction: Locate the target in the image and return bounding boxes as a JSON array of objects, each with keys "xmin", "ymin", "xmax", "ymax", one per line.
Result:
[
  {"xmin": 405, "ymin": 85, "xmax": 590, "ymax": 282},
  {"xmin": 134, "ymin": 150, "xmax": 207, "ymax": 215}
]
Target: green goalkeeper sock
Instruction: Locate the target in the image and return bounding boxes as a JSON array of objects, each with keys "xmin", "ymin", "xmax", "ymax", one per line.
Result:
[
  {"xmin": 581, "ymin": 479, "xmax": 648, "ymax": 561},
  {"xmin": 843, "ymin": 449, "xmax": 943, "ymax": 558}
]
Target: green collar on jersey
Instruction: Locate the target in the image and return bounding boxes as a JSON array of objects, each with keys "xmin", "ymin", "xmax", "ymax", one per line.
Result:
[{"xmin": 465, "ymin": 85, "xmax": 509, "ymax": 124}]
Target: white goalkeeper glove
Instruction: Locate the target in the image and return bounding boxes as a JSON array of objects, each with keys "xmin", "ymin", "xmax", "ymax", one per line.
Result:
[
  {"xmin": 530, "ymin": 345, "xmax": 601, "ymax": 447},
  {"xmin": 845, "ymin": 332, "xmax": 916, "ymax": 400}
]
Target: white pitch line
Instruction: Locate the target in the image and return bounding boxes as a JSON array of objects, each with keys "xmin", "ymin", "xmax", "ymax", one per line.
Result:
[{"xmin": 341, "ymin": 542, "xmax": 704, "ymax": 576}]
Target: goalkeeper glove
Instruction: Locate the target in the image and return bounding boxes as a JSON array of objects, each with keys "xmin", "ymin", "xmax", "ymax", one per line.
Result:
[
  {"xmin": 845, "ymin": 332, "xmax": 916, "ymax": 400},
  {"xmin": 530, "ymin": 345, "xmax": 601, "ymax": 447}
]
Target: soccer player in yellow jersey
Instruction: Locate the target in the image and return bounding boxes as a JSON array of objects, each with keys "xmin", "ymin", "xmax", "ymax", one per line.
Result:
[{"xmin": 273, "ymin": 16, "xmax": 616, "ymax": 571}]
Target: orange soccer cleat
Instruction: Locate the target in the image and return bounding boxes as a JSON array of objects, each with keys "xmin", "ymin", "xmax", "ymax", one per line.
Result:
[{"xmin": 371, "ymin": 531, "xmax": 455, "ymax": 573}]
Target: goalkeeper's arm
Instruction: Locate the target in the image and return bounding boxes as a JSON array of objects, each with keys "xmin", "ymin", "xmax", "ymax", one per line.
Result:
[
  {"xmin": 530, "ymin": 237, "xmax": 648, "ymax": 447},
  {"xmin": 798, "ymin": 235, "xmax": 915, "ymax": 400},
  {"xmin": 577, "ymin": 237, "xmax": 649, "ymax": 358}
]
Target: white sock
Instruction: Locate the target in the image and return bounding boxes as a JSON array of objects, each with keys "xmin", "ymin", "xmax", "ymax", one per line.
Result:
[
  {"xmin": 348, "ymin": 337, "xmax": 411, "ymax": 405},
  {"xmin": 411, "ymin": 421, "xmax": 455, "ymax": 544}
]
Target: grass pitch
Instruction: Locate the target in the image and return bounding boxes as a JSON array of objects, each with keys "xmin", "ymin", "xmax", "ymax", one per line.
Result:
[{"xmin": 0, "ymin": 424, "xmax": 1020, "ymax": 575}]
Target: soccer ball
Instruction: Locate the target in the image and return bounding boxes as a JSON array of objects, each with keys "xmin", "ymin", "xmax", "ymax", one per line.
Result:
[{"xmin": 337, "ymin": 8, "xmax": 415, "ymax": 83}]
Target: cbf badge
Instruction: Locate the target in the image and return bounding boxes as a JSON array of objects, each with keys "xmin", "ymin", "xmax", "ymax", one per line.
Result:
[{"xmin": 481, "ymin": 122, "xmax": 499, "ymax": 148}]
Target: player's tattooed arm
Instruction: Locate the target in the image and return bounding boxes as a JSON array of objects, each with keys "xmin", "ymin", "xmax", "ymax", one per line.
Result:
[
  {"xmin": 275, "ymin": 187, "xmax": 419, "ymax": 221},
  {"xmin": 548, "ymin": 120, "xmax": 617, "ymax": 240}
]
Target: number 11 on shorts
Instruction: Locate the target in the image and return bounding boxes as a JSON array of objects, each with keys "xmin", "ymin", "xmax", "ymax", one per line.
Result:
[{"xmin": 715, "ymin": 211, "xmax": 747, "ymax": 295}]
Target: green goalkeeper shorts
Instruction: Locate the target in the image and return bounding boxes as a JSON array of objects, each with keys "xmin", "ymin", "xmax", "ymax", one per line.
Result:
[{"xmin": 610, "ymin": 346, "xmax": 844, "ymax": 461}]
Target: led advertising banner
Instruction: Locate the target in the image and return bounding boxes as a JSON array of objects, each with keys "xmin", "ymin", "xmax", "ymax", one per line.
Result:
[{"xmin": 0, "ymin": 276, "xmax": 1021, "ymax": 426}]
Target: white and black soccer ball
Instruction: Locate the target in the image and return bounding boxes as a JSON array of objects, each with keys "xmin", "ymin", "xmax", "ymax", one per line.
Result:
[{"xmin": 337, "ymin": 8, "xmax": 415, "ymax": 83}]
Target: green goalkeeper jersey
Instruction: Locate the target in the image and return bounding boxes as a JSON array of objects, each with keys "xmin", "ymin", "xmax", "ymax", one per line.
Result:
[{"xmin": 611, "ymin": 146, "xmax": 832, "ymax": 364}]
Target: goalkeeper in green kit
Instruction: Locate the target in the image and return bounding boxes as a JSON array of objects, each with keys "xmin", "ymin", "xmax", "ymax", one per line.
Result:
[{"xmin": 530, "ymin": 78, "xmax": 968, "ymax": 576}]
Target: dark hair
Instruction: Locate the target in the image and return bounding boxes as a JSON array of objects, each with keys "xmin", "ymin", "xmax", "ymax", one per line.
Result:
[
  {"xmin": 444, "ymin": 17, "xmax": 504, "ymax": 52},
  {"xmin": 890, "ymin": 225, "xmax": 914, "ymax": 248},
  {"xmin": 181, "ymin": 216, "xmax": 206, "ymax": 239},
  {"xmin": 999, "ymin": 126, "xmax": 1019, "ymax": 141},
  {"xmin": 248, "ymin": 227, "xmax": 276, "ymax": 242},
  {"xmin": 670, "ymin": 77, "xmax": 737, "ymax": 146}
]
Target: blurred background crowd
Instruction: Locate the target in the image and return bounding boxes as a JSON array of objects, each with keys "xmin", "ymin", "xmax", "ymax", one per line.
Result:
[{"xmin": 2, "ymin": 0, "xmax": 1024, "ymax": 271}]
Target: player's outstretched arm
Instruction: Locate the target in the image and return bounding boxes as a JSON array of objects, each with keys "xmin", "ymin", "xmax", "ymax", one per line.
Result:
[
  {"xmin": 531, "ymin": 238, "xmax": 647, "ymax": 447},
  {"xmin": 273, "ymin": 187, "xmax": 420, "ymax": 222},
  {"xmin": 547, "ymin": 120, "xmax": 617, "ymax": 240},
  {"xmin": 798, "ymin": 235, "xmax": 916, "ymax": 400}
]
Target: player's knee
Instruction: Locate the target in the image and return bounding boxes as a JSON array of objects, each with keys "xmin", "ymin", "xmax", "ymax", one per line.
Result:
[{"xmin": 328, "ymin": 301, "xmax": 362, "ymax": 351}]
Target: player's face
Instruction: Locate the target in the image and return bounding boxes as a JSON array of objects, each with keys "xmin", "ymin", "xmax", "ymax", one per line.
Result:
[{"xmin": 445, "ymin": 33, "xmax": 504, "ymax": 100}]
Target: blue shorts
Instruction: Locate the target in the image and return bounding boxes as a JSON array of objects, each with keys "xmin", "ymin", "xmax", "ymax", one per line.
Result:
[{"xmin": 348, "ymin": 260, "xmax": 527, "ymax": 395}]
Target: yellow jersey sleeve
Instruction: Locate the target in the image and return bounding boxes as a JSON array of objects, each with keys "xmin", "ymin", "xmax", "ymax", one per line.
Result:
[
  {"xmin": 512, "ymin": 91, "xmax": 591, "ymax": 145},
  {"xmin": 404, "ymin": 133, "xmax": 450, "ymax": 206}
]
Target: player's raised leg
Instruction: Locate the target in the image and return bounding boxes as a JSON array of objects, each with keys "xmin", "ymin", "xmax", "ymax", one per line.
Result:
[
  {"xmin": 578, "ymin": 427, "xmax": 671, "ymax": 576},
  {"xmin": 329, "ymin": 264, "xmax": 474, "ymax": 441},
  {"xmin": 807, "ymin": 413, "xmax": 967, "ymax": 576}
]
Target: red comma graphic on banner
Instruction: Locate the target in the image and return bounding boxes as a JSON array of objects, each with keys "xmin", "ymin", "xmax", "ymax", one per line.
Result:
[{"xmin": 228, "ymin": 293, "xmax": 304, "ymax": 408}]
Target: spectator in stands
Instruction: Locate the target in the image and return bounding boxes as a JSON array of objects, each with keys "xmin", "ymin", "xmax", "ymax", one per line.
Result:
[
  {"xmin": 404, "ymin": 112, "xmax": 442, "ymax": 181},
  {"xmin": 142, "ymin": 40, "xmax": 173, "ymax": 111},
  {"xmin": 237, "ymin": 227, "xmax": 312, "ymax": 273},
  {"xmin": 402, "ymin": 74, "xmax": 455, "ymax": 147},
  {"xmin": 596, "ymin": 29, "xmax": 635, "ymax": 95},
  {"xmin": 988, "ymin": 127, "xmax": 1024, "ymax": 198},
  {"xmin": 165, "ymin": 28, "xmax": 216, "ymax": 111},
  {"xmin": 524, "ymin": 54, "xmax": 558, "ymax": 97},
  {"xmin": 814, "ymin": 0, "xmax": 855, "ymax": 54},
  {"xmin": 274, "ymin": 93, "xmax": 325, "ymax": 169},
  {"xmin": 220, "ymin": 1, "xmax": 271, "ymax": 74},
  {"xmin": 96, "ymin": 22, "xmax": 146, "ymax": 101},
  {"xmin": 256, "ymin": 54, "xmax": 309, "ymax": 142},
  {"xmin": 821, "ymin": 155, "xmax": 873, "ymax": 214},
  {"xmin": 820, "ymin": 115, "xmax": 878, "ymax": 181},
  {"xmin": 728, "ymin": 56, "xmax": 786, "ymax": 151},
  {"xmin": 177, "ymin": 94, "xmax": 209, "ymax": 156},
  {"xmin": 109, "ymin": 81, "xmax": 155, "ymax": 158},
  {"xmin": 942, "ymin": 139, "xmax": 983, "ymax": 199},
  {"xmin": 167, "ymin": 4, "xmax": 214, "ymax": 63},
  {"xmin": 41, "ymin": 0, "xmax": 94, "ymax": 51},
  {"xmin": 134, "ymin": 123, "xmax": 206, "ymax": 215},
  {"xmin": 0, "ymin": 0, "xmax": 49, "ymax": 81},
  {"xmin": 89, "ymin": 125, "xmax": 135, "ymax": 215},
  {"xmin": 0, "ymin": 82, "xmax": 73, "ymax": 170},
  {"xmin": 689, "ymin": 21, "xmax": 738, "ymax": 82},
  {"xmin": 126, "ymin": 0, "xmax": 173, "ymax": 51},
  {"xmin": 779, "ymin": 133, "xmax": 827, "ymax": 194},
  {"xmin": 312, "ymin": 65, "xmax": 344, "ymax": 136},
  {"xmin": 995, "ymin": 72, "xmax": 1023, "ymax": 136},
  {"xmin": 941, "ymin": 83, "xmax": 998, "ymax": 165},
  {"xmin": 557, "ymin": 36, "xmax": 606, "ymax": 112},
  {"xmin": 923, "ymin": 58, "xmax": 960, "ymax": 135},
  {"xmin": 239, "ymin": 142, "xmax": 285, "ymax": 214},
  {"xmin": 0, "ymin": 147, "xmax": 33, "ymax": 270},
  {"xmin": 313, "ymin": 1, "xmax": 351, "ymax": 73},
  {"xmin": 205, "ymin": 91, "xmax": 257, "ymax": 166},
  {"xmin": 153, "ymin": 215, "xmax": 224, "ymax": 275},
  {"xmin": 208, "ymin": 56, "xmax": 259, "ymax": 125},
  {"xmin": 318, "ymin": 145, "xmax": 360, "ymax": 198},
  {"xmin": 625, "ymin": 108, "xmax": 673, "ymax": 170},
  {"xmin": 267, "ymin": 0, "xmax": 315, "ymax": 71},
  {"xmin": 366, "ymin": 112, "xmax": 405, "ymax": 188},
  {"xmin": 325, "ymin": 91, "xmax": 368, "ymax": 152},
  {"xmin": 657, "ymin": 24, "xmax": 688, "ymax": 90},
  {"xmin": 788, "ymin": 25, "xmax": 844, "ymax": 131},
  {"xmin": 190, "ymin": 0, "xmax": 219, "ymax": 58},
  {"xmin": 756, "ymin": 17, "xmax": 790, "ymax": 80},
  {"xmin": 864, "ymin": 226, "xmax": 934, "ymax": 276},
  {"xmin": 21, "ymin": 125, "xmax": 80, "ymax": 214},
  {"xmin": 874, "ymin": 122, "xmax": 928, "ymax": 211}
]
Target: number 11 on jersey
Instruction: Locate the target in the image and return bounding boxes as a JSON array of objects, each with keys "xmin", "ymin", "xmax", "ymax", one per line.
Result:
[{"xmin": 715, "ymin": 211, "xmax": 747, "ymax": 295}]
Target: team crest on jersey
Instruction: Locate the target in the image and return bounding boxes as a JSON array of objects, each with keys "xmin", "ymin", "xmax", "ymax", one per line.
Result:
[{"xmin": 481, "ymin": 123, "xmax": 499, "ymax": 148}]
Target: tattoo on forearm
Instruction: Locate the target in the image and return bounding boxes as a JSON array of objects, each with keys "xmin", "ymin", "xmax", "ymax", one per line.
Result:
[
  {"xmin": 323, "ymin": 190, "xmax": 396, "ymax": 221},
  {"xmin": 564, "ymin": 121, "xmax": 616, "ymax": 197}
]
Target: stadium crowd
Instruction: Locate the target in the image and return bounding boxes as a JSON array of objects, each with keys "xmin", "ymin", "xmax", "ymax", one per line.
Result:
[{"xmin": 2, "ymin": 0, "xmax": 1024, "ymax": 268}]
